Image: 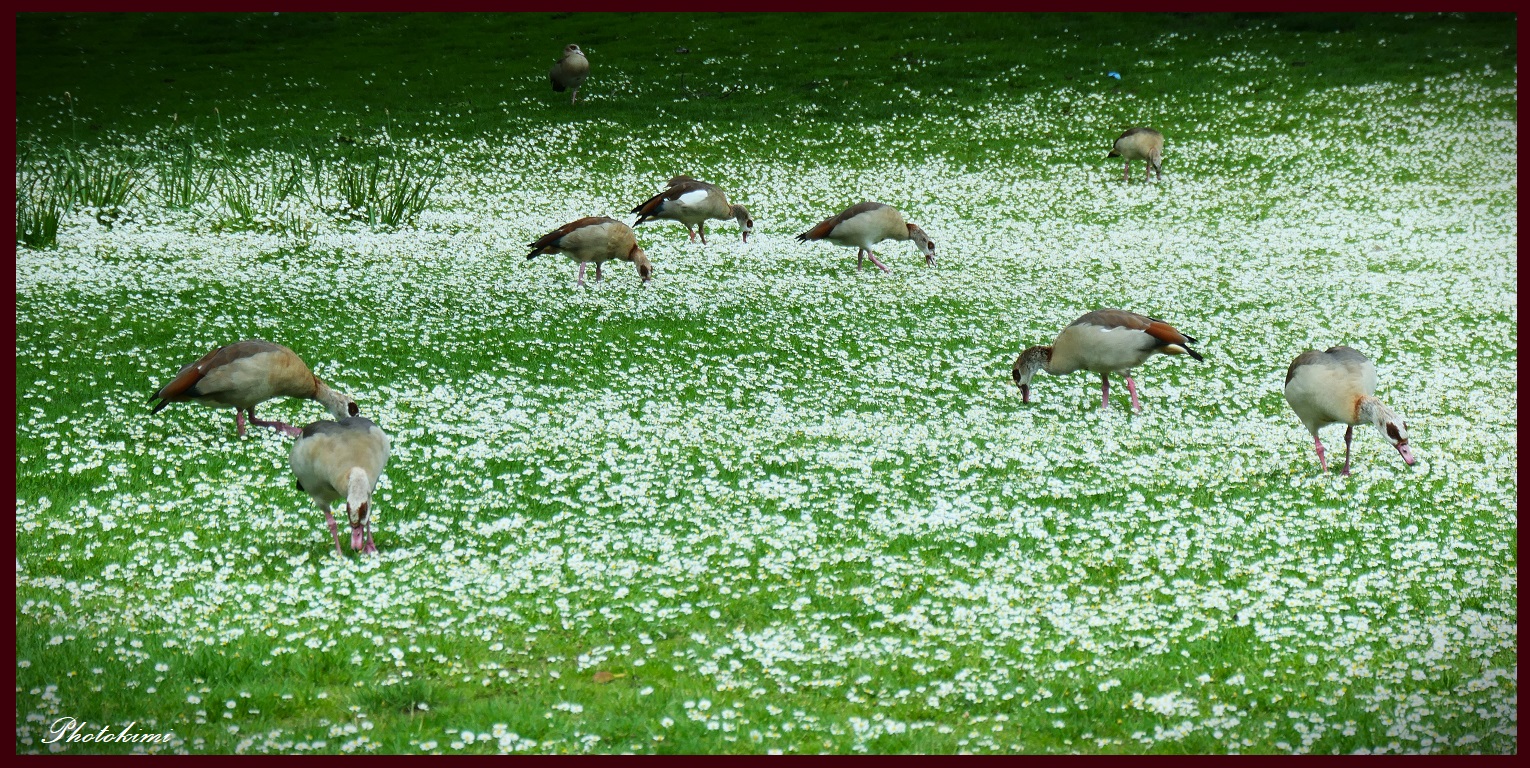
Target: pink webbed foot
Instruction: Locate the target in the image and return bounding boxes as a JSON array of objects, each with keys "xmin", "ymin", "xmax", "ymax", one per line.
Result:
[
  {"xmin": 1313, "ymin": 435, "xmax": 1328, "ymax": 474},
  {"xmin": 866, "ymin": 250, "xmax": 891, "ymax": 274}
]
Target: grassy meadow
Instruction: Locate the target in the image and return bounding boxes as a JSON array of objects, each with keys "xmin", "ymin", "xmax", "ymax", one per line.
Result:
[{"xmin": 13, "ymin": 13, "xmax": 1517, "ymax": 754}]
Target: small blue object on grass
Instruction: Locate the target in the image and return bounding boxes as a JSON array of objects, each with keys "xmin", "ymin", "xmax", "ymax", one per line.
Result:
[{"xmin": 1107, "ymin": 71, "xmax": 1121, "ymax": 79}]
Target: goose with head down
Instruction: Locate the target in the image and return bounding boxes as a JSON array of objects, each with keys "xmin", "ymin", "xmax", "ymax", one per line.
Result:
[
  {"xmin": 1107, "ymin": 127, "xmax": 1164, "ymax": 182},
  {"xmin": 290, "ymin": 416, "xmax": 392, "ymax": 556},
  {"xmin": 1284, "ymin": 345, "xmax": 1415, "ymax": 475},
  {"xmin": 795, "ymin": 201, "xmax": 936, "ymax": 273},
  {"xmin": 149, "ymin": 340, "xmax": 358, "ymax": 437},
  {"xmin": 1012, "ymin": 309, "xmax": 1204, "ymax": 412},
  {"xmin": 526, "ymin": 216, "xmax": 653, "ymax": 287},
  {"xmin": 631, "ymin": 177, "xmax": 753, "ymax": 244}
]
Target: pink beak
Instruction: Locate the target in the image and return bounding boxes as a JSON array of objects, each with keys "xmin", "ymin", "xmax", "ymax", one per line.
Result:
[
  {"xmin": 1397, "ymin": 443, "xmax": 1416, "ymax": 466},
  {"xmin": 349, "ymin": 502, "xmax": 368, "ymax": 550}
]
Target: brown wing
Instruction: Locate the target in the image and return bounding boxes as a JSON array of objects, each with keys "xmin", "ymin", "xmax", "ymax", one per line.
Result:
[
  {"xmin": 1141, "ymin": 319, "xmax": 1202, "ymax": 361},
  {"xmin": 527, "ymin": 217, "xmax": 615, "ymax": 258},
  {"xmin": 1070, "ymin": 308, "xmax": 1150, "ymax": 332},
  {"xmin": 1285, "ymin": 349, "xmax": 1325, "ymax": 384},
  {"xmin": 1073, "ymin": 310, "xmax": 1203, "ymax": 360},
  {"xmin": 630, "ymin": 180, "xmax": 709, "ymax": 223},
  {"xmin": 149, "ymin": 340, "xmax": 286, "ymax": 412},
  {"xmin": 795, "ymin": 201, "xmax": 886, "ymax": 241}
]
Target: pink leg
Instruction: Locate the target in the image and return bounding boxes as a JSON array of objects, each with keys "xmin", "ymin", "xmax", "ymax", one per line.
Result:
[
  {"xmin": 250, "ymin": 415, "xmax": 301, "ymax": 437},
  {"xmin": 857, "ymin": 249, "xmax": 865, "ymax": 271},
  {"xmin": 594, "ymin": 261, "xmax": 604, "ymax": 282},
  {"xmin": 570, "ymin": 87, "xmax": 579, "ymax": 105},
  {"xmin": 576, "ymin": 262, "xmax": 587, "ymax": 287},
  {"xmin": 362, "ymin": 519, "xmax": 378, "ymax": 555},
  {"xmin": 1122, "ymin": 161, "xmax": 1131, "ymax": 182},
  {"xmin": 1125, "ymin": 374, "xmax": 1142, "ymax": 412},
  {"xmin": 250, "ymin": 405, "xmax": 301, "ymax": 436},
  {"xmin": 1342, "ymin": 425, "xmax": 1354, "ymax": 476},
  {"xmin": 699, "ymin": 223, "xmax": 708, "ymax": 245},
  {"xmin": 235, "ymin": 409, "xmax": 247, "ymax": 438},
  {"xmin": 1313, "ymin": 434, "xmax": 1328, "ymax": 473},
  {"xmin": 865, "ymin": 250, "xmax": 891, "ymax": 273},
  {"xmin": 1100, "ymin": 374, "xmax": 1111, "ymax": 410},
  {"xmin": 687, "ymin": 227, "xmax": 697, "ymax": 243},
  {"xmin": 323, "ymin": 508, "xmax": 344, "ymax": 557}
]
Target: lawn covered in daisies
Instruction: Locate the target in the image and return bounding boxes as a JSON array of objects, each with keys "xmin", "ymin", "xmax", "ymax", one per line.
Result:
[{"xmin": 15, "ymin": 15, "xmax": 1517, "ymax": 754}]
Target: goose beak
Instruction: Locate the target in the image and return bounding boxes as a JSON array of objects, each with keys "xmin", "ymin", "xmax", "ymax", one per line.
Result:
[
  {"xmin": 349, "ymin": 502, "xmax": 368, "ymax": 550},
  {"xmin": 1020, "ymin": 383, "xmax": 1030, "ymax": 403},
  {"xmin": 1397, "ymin": 443, "xmax": 1416, "ymax": 466}
]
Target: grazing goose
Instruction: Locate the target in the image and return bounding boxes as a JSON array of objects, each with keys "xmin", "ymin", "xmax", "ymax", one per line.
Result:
[
  {"xmin": 290, "ymin": 417, "xmax": 391, "ymax": 556},
  {"xmin": 1107, "ymin": 127, "xmax": 1164, "ymax": 182},
  {"xmin": 526, "ymin": 216, "xmax": 653, "ymax": 287},
  {"xmin": 150, "ymin": 340, "xmax": 358, "ymax": 437},
  {"xmin": 631, "ymin": 177, "xmax": 754, "ymax": 243},
  {"xmin": 549, "ymin": 43, "xmax": 589, "ymax": 104},
  {"xmin": 1284, "ymin": 346, "xmax": 1415, "ymax": 475},
  {"xmin": 1011, "ymin": 309, "xmax": 1204, "ymax": 411},
  {"xmin": 795, "ymin": 202, "xmax": 937, "ymax": 273}
]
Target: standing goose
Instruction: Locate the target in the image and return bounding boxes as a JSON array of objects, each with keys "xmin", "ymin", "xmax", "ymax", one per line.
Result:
[
  {"xmin": 1283, "ymin": 346, "xmax": 1415, "ymax": 475},
  {"xmin": 1011, "ymin": 309, "xmax": 1204, "ymax": 411},
  {"xmin": 631, "ymin": 177, "xmax": 754, "ymax": 243},
  {"xmin": 526, "ymin": 216, "xmax": 653, "ymax": 287},
  {"xmin": 549, "ymin": 44, "xmax": 589, "ymax": 104},
  {"xmin": 1107, "ymin": 127, "xmax": 1164, "ymax": 182},
  {"xmin": 290, "ymin": 416, "xmax": 391, "ymax": 556},
  {"xmin": 150, "ymin": 340, "xmax": 358, "ymax": 437},
  {"xmin": 795, "ymin": 202, "xmax": 937, "ymax": 273}
]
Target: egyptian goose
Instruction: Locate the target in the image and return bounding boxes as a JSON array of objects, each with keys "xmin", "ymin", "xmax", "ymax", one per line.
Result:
[
  {"xmin": 549, "ymin": 43, "xmax": 589, "ymax": 104},
  {"xmin": 795, "ymin": 202, "xmax": 936, "ymax": 273},
  {"xmin": 1011, "ymin": 309, "xmax": 1204, "ymax": 411},
  {"xmin": 526, "ymin": 216, "xmax": 653, "ymax": 287},
  {"xmin": 631, "ymin": 177, "xmax": 754, "ymax": 243},
  {"xmin": 1107, "ymin": 127, "xmax": 1164, "ymax": 182},
  {"xmin": 1284, "ymin": 346, "xmax": 1415, "ymax": 475},
  {"xmin": 150, "ymin": 340, "xmax": 358, "ymax": 437},
  {"xmin": 290, "ymin": 416, "xmax": 391, "ymax": 556}
]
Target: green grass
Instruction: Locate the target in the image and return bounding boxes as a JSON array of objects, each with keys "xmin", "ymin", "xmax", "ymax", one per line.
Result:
[{"xmin": 15, "ymin": 12, "xmax": 1517, "ymax": 755}]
